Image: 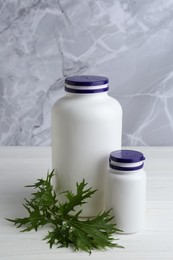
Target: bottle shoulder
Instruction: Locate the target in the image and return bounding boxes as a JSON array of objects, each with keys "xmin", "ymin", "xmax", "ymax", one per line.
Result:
[
  {"xmin": 52, "ymin": 93, "xmax": 122, "ymax": 121},
  {"xmin": 53, "ymin": 93, "xmax": 121, "ymax": 109},
  {"xmin": 108, "ymin": 169, "xmax": 146, "ymax": 181}
]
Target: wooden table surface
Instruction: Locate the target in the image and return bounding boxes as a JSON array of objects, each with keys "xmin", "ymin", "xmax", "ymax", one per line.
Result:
[{"xmin": 0, "ymin": 146, "xmax": 173, "ymax": 260}]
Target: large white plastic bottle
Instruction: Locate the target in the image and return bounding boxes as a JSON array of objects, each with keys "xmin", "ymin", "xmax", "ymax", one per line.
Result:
[{"xmin": 51, "ymin": 75, "xmax": 122, "ymax": 217}]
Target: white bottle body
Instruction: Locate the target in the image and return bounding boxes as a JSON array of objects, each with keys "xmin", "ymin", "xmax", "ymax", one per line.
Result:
[
  {"xmin": 107, "ymin": 167, "xmax": 146, "ymax": 233},
  {"xmin": 52, "ymin": 92, "xmax": 122, "ymax": 217}
]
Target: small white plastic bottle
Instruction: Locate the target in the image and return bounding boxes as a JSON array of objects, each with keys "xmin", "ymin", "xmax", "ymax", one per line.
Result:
[
  {"xmin": 51, "ymin": 75, "xmax": 122, "ymax": 217},
  {"xmin": 106, "ymin": 150, "xmax": 146, "ymax": 233}
]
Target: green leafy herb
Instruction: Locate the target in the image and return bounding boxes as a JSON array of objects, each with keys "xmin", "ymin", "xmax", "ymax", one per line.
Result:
[{"xmin": 6, "ymin": 170, "xmax": 123, "ymax": 253}]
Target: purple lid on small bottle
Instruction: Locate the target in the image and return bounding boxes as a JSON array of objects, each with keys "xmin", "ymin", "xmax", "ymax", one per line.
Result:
[
  {"xmin": 109, "ymin": 150, "xmax": 145, "ymax": 171},
  {"xmin": 110, "ymin": 150, "xmax": 145, "ymax": 163},
  {"xmin": 65, "ymin": 75, "xmax": 109, "ymax": 93}
]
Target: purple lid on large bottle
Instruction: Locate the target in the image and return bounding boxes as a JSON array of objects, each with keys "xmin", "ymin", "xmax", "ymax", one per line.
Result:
[{"xmin": 65, "ymin": 75, "xmax": 109, "ymax": 93}]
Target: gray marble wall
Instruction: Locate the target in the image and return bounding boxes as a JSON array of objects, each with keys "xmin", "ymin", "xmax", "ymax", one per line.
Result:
[{"xmin": 0, "ymin": 0, "xmax": 173, "ymax": 146}]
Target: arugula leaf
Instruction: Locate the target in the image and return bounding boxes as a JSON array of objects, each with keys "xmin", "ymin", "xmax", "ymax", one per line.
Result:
[{"xmin": 6, "ymin": 170, "xmax": 123, "ymax": 253}]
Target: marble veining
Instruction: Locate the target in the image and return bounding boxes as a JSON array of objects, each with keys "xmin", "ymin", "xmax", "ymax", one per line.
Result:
[{"xmin": 0, "ymin": 0, "xmax": 173, "ymax": 146}]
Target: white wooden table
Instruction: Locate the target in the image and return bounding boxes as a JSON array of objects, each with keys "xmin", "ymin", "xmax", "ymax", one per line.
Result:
[{"xmin": 0, "ymin": 146, "xmax": 173, "ymax": 260}]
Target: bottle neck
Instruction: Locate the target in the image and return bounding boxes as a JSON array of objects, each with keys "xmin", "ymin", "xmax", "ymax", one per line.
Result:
[
  {"xmin": 65, "ymin": 91, "xmax": 108, "ymax": 98},
  {"xmin": 65, "ymin": 83, "xmax": 109, "ymax": 94},
  {"xmin": 110, "ymin": 163, "xmax": 144, "ymax": 172}
]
